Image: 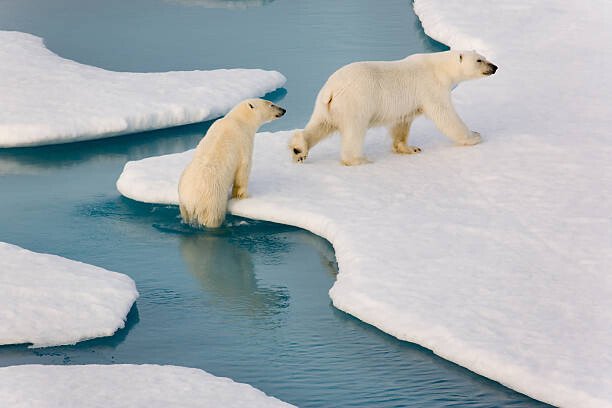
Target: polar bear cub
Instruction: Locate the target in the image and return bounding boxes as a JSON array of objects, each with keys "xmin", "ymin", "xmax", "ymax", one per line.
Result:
[
  {"xmin": 290, "ymin": 50, "xmax": 498, "ymax": 165},
  {"xmin": 178, "ymin": 99, "xmax": 286, "ymax": 228}
]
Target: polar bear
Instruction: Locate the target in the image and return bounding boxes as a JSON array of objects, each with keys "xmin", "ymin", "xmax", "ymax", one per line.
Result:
[
  {"xmin": 178, "ymin": 99, "xmax": 286, "ymax": 228},
  {"xmin": 290, "ymin": 50, "xmax": 497, "ymax": 165}
]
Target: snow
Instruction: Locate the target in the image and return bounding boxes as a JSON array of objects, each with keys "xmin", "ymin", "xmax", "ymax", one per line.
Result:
[
  {"xmin": 0, "ymin": 242, "xmax": 138, "ymax": 348},
  {"xmin": 116, "ymin": 1, "xmax": 612, "ymax": 407},
  {"xmin": 0, "ymin": 30, "xmax": 285, "ymax": 148},
  {"xmin": 0, "ymin": 364, "xmax": 294, "ymax": 407}
]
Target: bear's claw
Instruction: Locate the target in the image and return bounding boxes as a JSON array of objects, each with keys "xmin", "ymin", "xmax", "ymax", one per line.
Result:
[
  {"xmin": 292, "ymin": 149, "xmax": 308, "ymax": 163},
  {"xmin": 393, "ymin": 144, "xmax": 422, "ymax": 154},
  {"xmin": 341, "ymin": 157, "xmax": 372, "ymax": 166},
  {"xmin": 460, "ymin": 131, "xmax": 482, "ymax": 146}
]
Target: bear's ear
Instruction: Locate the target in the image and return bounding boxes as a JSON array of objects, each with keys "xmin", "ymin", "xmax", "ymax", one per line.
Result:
[
  {"xmin": 459, "ymin": 53, "xmax": 463, "ymax": 63},
  {"xmin": 248, "ymin": 103, "xmax": 255, "ymax": 109}
]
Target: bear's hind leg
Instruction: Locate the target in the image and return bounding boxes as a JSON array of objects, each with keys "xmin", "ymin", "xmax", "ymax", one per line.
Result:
[
  {"xmin": 390, "ymin": 117, "xmax": 421, "ymax": 154},
  {"xmin": 179, "ymin": 204, "xmax": 191, "ymax": 224},
  {"xmin": 291, "ymin": 121, "xmax": 335, "ymax": 163},
  {"xmin": 339, "ymin": 123, "xmax": 370, "ymax": 166},
  {"xmin": 305, "ymin": 120, "xmax": 335, "ymax": 148}
]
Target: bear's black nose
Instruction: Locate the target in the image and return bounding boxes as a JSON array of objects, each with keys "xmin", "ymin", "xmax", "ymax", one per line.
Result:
[
  {"xmin": 293, "ymin": 148, "xmax": 301, "ymax": 155},
  {"xmin": 276, "ymin": 107, "xmax": 286, "ymax": 117},
  {"xmin": 488, "ymin": 64, "xmax": 498, "ymax": 75}
]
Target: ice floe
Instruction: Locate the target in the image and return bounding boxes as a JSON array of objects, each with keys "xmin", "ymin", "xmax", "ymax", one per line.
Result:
[
  {"xmin": 0, "ymin": 30, "xmax": 285, "ymax": 148},
  {"xmin": 0, "ymin": 364, "xmax": 293, "ymax": 407},
  {"xmin": 117, "ymin": 1, "xmax": 612, "ymax": 406},
  {"xmin": 0, "ymin": 242, "xmax": 138, "ymax": 348}
]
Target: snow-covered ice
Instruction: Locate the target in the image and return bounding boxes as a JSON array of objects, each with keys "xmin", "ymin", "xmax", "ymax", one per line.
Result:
[
  {"xmin": 117, "ymin": 1, "xmax": 612, "ymax": 406},
  {"xmin": 0, "ymin": 30, "xmax": 285, "ymax": 148},
  {"xmin": 0, "ymin": 242, "xmax": 138, "ymax": 348},
  {"xmin": 0, "ymin": 364, "xmax": 294, "ymax": 407}
]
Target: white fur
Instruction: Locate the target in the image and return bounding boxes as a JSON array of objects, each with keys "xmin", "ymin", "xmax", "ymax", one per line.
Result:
[
  {"xmin": 290, "ymin": 50, "xmax": 497, "ymax": 165},
  {"xmin": 178, "ymin": 99, "xmax": 285, "ymax": 227}
]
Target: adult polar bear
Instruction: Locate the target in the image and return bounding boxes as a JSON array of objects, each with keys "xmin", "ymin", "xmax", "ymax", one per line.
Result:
[{"xmin": 290, "ymin": 50, "xmax": 498, "ymax": 165}]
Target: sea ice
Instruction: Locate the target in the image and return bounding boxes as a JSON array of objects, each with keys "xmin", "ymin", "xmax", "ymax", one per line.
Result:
[
  {"xmin": 117, "ymin": 1, "xmax": 612, "ymax": 406},
  {"xmin": 0, "ymin": 364, "xmax": 294, "ymax": 407},
  {"xmin": 0, "ymin": 30, "xmax": 285, "ymax": 147},
  {"xmin": 0, "ymin": 242, "xmax": 138, "ymax": 348}
]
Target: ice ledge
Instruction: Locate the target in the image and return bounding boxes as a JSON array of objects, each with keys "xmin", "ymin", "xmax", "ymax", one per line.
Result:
[
  {"xmin": 116, "ymin": 124, "xmax": 611, "ymax": 408},
  {"xmin": 0, "ymin": 242, "xmax": 139, "ymax": 348},
  {"xmin": 0, "ymin": 364, "xmax": 294, "ymax": 407},
  {"xmin": 0, "ymin": 30, "xmax": 286, "ymax": 147}
]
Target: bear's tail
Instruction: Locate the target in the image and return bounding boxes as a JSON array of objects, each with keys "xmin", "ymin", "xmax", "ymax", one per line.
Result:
[{"xmin": 316, "ymin": 87, "xmax": 334, "ymax": 116}]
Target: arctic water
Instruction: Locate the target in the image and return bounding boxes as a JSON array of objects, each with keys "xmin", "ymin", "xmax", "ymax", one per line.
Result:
[{"xmin": 0, "ymin": 0, "xmax": 550, "ymax": 406}]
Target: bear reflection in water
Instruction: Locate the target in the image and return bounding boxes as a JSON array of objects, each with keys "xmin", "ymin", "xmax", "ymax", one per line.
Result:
[{"xmin": 178, "ymin": 226, "xmax": 290, "ymax": 322}]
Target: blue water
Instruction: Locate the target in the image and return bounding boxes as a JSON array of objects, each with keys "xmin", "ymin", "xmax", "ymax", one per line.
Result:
[{"xmin": 0, "ymin": 1, "xmax": 551, "ymax": 406}]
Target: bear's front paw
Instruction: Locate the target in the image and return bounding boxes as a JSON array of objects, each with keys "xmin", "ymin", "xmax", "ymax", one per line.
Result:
[
  {"xmin": 232, "ymin": 189, "xmax": 249, "ymax": 199},
  {"xmin": 459, "ymin": 131, "xmax": 482, "ymax": 146},
  {"xmin": 393, "ymin": 143, "xmax": 422, "ymax": 154},
  {"xmin": 292, "ymin": 147, "xmax": 308, "ymax": 163}
]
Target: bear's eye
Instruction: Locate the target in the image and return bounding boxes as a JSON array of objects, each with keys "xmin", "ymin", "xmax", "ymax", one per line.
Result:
[
  {"xmin": 248, "ymin": 103, "xmax": 255, "ymax": 109},
  {"xmin": 477, "ymin": 59, "xmax": 482, "ymax": 63}
]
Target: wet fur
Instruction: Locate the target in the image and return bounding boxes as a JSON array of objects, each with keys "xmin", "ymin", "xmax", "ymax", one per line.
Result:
[{"xmin": 178, "ymin": 99, "xmax": 285, "ymax": 227}]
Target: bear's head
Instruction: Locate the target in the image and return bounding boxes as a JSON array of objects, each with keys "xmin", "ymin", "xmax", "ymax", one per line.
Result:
[
  {"xmin": 239, "ymin": 98, "xmax": 286, "ymax": 125},
  {"xmin": 456, "ymin": 50, "xmax": 498, "ymax": 80}
]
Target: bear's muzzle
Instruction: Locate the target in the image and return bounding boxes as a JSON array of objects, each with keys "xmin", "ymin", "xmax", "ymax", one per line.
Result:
[
  {"xmin": 485, "ymin": 63, "xmax": 498, "ymax": 75},
  {"xmin": 275, "ymin": 107, "xmax": 287, "ymax": 118}
]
